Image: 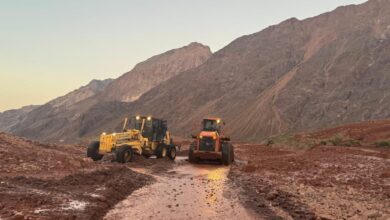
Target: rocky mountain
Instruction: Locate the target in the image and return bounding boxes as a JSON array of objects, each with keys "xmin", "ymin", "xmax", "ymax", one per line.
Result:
[
  {"xmin": 74, "ymin": 0, "xmax": 390, "ymax": 142},
  {"xmin": 3, "ymin": 43, "xmax": 211, "ymax": 142},
  {"xmin": 102, "ymin": 42, "xmax": 211, "ymax": 102},
  {"xmin": 4, "ymin": 0, "xmax": 390, "ymax": 143},
  {"xmin": 0, "ymin": 79, "xmax": 113, "ymax": 133},
  {"xmin": 0, "ymin": 105, "xmax": 39, "ymax": 132},
  {"xmin": 48, "ymin": 79, "xmax": 113, "ymax": 108}
]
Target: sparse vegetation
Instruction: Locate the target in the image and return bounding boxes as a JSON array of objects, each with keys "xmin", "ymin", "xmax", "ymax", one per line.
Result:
[
  {"xmin": 344, "ymin": 139, "xmax": 361, "ymax": 147},
  {"xmin": 266, "ymin": 139, "xmax": 274, "ymax": 146},
  {"xmin": 265, "ymin": 133, "xmax": 317, "ymax": 149},
  {"xmin": 329, "ymin": 137, "xmax": 343, "ymax": 146},
  {"xmin": 320, "ymin": 140, "xmax": 327, "ymax": 145},
  {"xmin": 375, "ymin": 141, "xmax": 390, "ymax": 148},
  {"xmin": 326, "ymin": 137, "xmax": 361, "ymax": 147}
]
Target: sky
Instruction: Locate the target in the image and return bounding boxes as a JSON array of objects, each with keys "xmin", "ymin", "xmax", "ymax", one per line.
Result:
[{"xmin": 0, "ymin": 0, "xmax": 367, "ymax": 112}]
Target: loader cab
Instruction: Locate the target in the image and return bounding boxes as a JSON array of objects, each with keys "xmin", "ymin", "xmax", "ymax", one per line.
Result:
[
  {"xmin": 202, "ymin": 118, "xmax": 222, "ymax": 134},
  {"xmin": 130, "ymin": 116, "xmax": 167, "ymax": 142}
]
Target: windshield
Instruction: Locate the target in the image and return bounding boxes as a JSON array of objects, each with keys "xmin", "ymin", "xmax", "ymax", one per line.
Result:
[
  {"xmin": 129, "ymin": 117, "xmax": 153, "ymax": 138},
  {"xmin": 203, "ymin": 119, "xmax": 218, "ymax": 131}
]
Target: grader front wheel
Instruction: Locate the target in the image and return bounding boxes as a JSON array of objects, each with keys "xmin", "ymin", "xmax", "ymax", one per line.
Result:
[{"xmin": 87, "ymin": 141, "xmax": 103, "ymax": 161}]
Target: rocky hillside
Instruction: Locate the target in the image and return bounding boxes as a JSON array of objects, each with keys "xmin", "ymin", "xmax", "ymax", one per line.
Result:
[
  {"xmin": 3, "ymin": 0, "xmax": 390, "ymax": 143},
  {"xmin": 102, "ymin": 42, "xmax": 211, "ymax": 102},
  {"xmin": 3, "ymin": 43, "xmax": 211, "ymax": 142},
  {"xmin": 0, "ymin": 105, "xmax": 39, "ymax": 131},
  {"xmin": 48, "ymin": 78, "xmax": 113, "ymax": 108},
  {"xmin": 70, "ymin": 0, "xmax": 390, "ymax": 142}
]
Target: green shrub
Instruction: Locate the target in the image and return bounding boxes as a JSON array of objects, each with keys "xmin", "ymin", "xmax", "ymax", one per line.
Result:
[
  {"xmin": 266, "ymin": 139, "xmax": 274, "ymax": 146},
  {"xmin": 375, "ymin": 141, "xmax": 390, "ymax": 148},
  {"xmin": 344, "ymin": 139, "xmax": 361, "ymax": 147},
  {"xmin": 329, "ymin": 137, "xmax": 343, "ymax": 146},
  {"xmin": 319, "ymin": 140, "xmax": 327, "ymax": 146}
]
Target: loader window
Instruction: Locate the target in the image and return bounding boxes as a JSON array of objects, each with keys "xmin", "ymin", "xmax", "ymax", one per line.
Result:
[{"xmin": 203, "ymin": 120, "xmax": 219, "ymax": 132}]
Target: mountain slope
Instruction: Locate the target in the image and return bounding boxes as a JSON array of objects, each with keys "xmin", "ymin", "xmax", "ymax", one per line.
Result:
[
  {"xmin": 0, "ymin": 105, "xmax": 39, "ymax": 132},
  {"xmin": 48, "ymin": 79, "xmax": 113, "ymax": 108},
  {"xmin": 102, "ymin": 42, "xmax": 211, "ymax": 102},
  {"xmin": 0, "ymin": 79, "xmax": 112, "ymax": 133},
  {"xmin": 79, "ymin": 0, "xmax": 390, "ymax": 142},
  {"xmin": 7, "ymin": 43, "xmax": 212, "ymax": 142}
]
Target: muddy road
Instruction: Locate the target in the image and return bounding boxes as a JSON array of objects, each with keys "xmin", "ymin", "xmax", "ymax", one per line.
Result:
[
  {"xmin": 1, "ymin": 127, "xmax": 389, "ymax": 219},
  {"xmin": 106, "ymin": 157, "xmax": 257, "ymax": 220}
]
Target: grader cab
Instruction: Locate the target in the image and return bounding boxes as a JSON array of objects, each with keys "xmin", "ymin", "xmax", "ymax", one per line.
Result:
[
  {"xmin": 189, "ymin": 118, "xmax": 234, "ymax": 165},
  {"xmin": 87, "ymin": 115, "xmax": 177, "ymax": 163}
]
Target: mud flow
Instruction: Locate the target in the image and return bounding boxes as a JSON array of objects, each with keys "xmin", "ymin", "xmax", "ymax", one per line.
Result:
[{"xmin": 105, "ymin": 157, "xmax": 257, "ymax": 220}]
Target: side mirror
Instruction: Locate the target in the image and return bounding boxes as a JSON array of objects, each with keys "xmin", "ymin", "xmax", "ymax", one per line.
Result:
[
  {"xmin": 191, "ymin": 135, "xmax": 197, "ymax": 139},
  {"xmin": 221, "ymin": 137, "xmax": 230, "ymax": 141}
]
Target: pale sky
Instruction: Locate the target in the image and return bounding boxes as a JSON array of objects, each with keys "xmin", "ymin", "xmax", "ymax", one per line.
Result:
[{"xmin": 0, "ymin": 0, "xmax": 366, "ymax": 112}]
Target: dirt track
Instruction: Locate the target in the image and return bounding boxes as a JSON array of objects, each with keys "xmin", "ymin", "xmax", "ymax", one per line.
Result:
[{"xmin": 105, "ymin": 157, "xmax": 257, "ymax": 220}]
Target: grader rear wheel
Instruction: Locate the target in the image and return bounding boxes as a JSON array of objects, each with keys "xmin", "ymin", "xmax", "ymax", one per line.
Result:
[
  {"xmin": 156, "ymin": 144, "xmax": 167, "ymax": 158},
  {"xmin": 168, "ymin": 146, "xmax": 176, "ymax": 160},
  {"xmin": 116, "ymin": 145, "xmax": 133, "ymax": 163}
]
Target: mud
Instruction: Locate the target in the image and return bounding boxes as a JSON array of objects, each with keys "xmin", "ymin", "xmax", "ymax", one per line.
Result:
[
  {"xmin": 1, "ymin": 125, "xmax": 390, "ymax": 220},
  {"xmin": 0, "ymin": 133, "xmax": 154, "ymax": 219},
  {"xmin": 0, "ymin": 166, "xmax": 153, "ymax": 219},
  {"xmin": 230, "ymin": 144, "xmax": 390, "ymax": 219},
  {"xmin": 105, "ymin": 157, "xmax": 257, "ymax": 220}
]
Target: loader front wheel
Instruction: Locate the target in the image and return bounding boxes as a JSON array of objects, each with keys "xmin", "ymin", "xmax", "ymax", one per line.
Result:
[
  {"xmin": 87, "ymin": 141, "xmax": 103, "ymax": 161},
  {"xmin": 222, "ymin": 143, "xmax": 233, "ymax": 166},
  {"xmin": 116, "ymin": 145, "xmax": 133, "ymax": 163},
  {"xmin": 188, "ymin": 142, "xmax": 198, "ymax": 163}
]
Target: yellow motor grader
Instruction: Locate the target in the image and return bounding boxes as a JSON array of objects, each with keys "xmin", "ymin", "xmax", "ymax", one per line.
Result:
[{"xmin": 87, "ymin": 115, "xmax": 177, "ymax": 163}]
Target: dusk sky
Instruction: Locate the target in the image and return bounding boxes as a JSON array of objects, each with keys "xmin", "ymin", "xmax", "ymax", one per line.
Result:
[{"xmin": 0, "ymin": 0, "xmax": 366, "ymax": 111}]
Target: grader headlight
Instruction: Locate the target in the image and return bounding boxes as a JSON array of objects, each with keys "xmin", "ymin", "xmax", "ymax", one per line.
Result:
[
  {"xmin": 147, "ymin": 116, "xmax": 152, "ymax": 121},
  {"xmin": 136, "ymin": 115, "xmax": 140, "ymax": 120}
]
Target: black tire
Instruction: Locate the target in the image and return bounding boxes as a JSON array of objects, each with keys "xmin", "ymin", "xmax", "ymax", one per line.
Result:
[
  {"xmin": 115, "ymin": 145, "xmax": 133, "ymax": 163},
  {"xmin": 168, "ymin": 146, "xmax": 176, "ymax": 160},
  {"xmin": 156, "ymin": 144, "xmax": 167, "ymax": 158},
  {"xmin": 188, "ymin": 142, "xmax": 197, "ymax": 163},
  {"xmin": 87, "ymin": 141, "xmax": 103, "ymax": 161},
  {"xmin": 222, "ymin": 142, "xmax": 232, "ymax": 165},
  {"xmin": 231, "ymin": 144, "xmax": 235, "ymax": 162}
]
